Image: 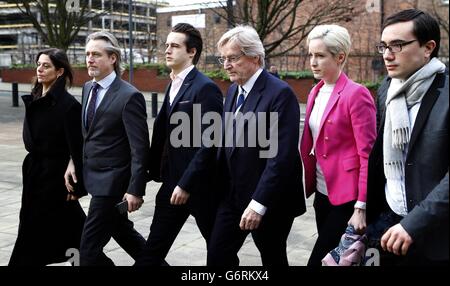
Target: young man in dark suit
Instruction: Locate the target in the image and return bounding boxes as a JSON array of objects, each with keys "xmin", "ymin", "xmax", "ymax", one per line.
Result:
[
  {"xmin": 207, "ymin": 25, "xmax": 305, "ymax": 266},
  {"xmin": 65, "ymin": 31, "xmax": 150, "ymax": 265},
  {"xmin": 366, "ymin": 9, "xmax": 448, "ymax": 265},
  {"xmin": 135, "ymin": 23, "xmax": 223, "ymax": 266}
]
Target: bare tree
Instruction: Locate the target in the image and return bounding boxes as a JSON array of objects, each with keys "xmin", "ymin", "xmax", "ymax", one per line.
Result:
[
  {"xmin": 210, "ymin": 0, "xmax": 361, "ymax": 59},
  {"xmin": 9, "ymin": 0, "xmax": 104, "ymax": 51},
  {"xmin": 431, "ymin": 0, "xmax": 449, "ymax": 39}
]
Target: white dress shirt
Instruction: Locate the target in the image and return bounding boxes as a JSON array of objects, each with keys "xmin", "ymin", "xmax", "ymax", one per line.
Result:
[
  {"xmin": 169, "ymin": 65, "xmax": 194, "ymax": 105},
  {"xmin": 84, "ymin": 71, "xmax": 116, "ymax": 124},
  {"xmin": 309, "ymin": 83, "xmax": 334, "ymax": 197}
]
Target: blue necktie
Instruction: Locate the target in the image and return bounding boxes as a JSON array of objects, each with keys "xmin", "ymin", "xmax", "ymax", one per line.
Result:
[
  {"xmin": 236, "ymin": 87, "xmax": 245, "ymax": 111},
  {"xmin": 86, "ymin": 82, "xmax": 100, "ymax": 129}
]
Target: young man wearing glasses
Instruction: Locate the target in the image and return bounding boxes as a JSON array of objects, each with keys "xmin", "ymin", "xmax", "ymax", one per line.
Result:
[{"xmin": 366, "ymin": 9, "xmax": 448, "ymax": 266}]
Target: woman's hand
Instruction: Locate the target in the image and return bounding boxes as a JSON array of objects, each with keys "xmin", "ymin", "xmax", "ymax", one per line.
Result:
[{"xmin": 348, "ymin": 208, "xmax": 366, "ymax": 233}]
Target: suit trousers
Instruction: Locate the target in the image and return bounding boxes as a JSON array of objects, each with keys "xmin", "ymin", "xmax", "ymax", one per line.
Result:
[
  {"xmin": 307, "ymin": 192, "xmax": 355, "ymax": 266},
  {"xmin": 207, "ymin": 199, "xmax": 294, "ymax": 266},
  {"xmin": 80, "ymin": 196, "xmax": 146, "ymax": 266},
  {"xmin": 135, "ymin": 184, "xmax": 215, "ymax": 266}
]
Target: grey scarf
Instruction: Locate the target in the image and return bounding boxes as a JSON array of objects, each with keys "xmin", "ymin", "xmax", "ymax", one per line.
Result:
[{"xmin": 383, "ymin": 57, "xmax": 446, "ymax": 180}]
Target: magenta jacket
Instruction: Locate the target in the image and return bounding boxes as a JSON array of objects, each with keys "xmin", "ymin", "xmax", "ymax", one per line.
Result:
[{"xmin": 300, "ymin": 72, "xmax": 376, "ymax": 205}]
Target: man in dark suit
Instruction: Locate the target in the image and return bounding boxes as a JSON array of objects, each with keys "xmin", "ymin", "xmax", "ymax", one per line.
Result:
[
  {"xmin": 135, "ymin": 23, "xmax": 223, "ymax": 266},
  {"xmin": 65, "ymin": 31, "xmax": 149, "ymax": 265},
  {"xmin": 367, "ymin": 9, "xmax": 448, "ymax": 265},
  {"xmin": 207, "ymin": 26, "xmax": 305, "ymax": 266}
]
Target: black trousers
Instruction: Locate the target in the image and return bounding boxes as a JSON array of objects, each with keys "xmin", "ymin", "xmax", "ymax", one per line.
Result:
[
  {"xmin": 135, "ymin": 184, "xmax": 216, "ymax": 266},
  {"xmin": 207, "ymin": 200, "xmax": 294, "ymax": 266},
  {"xmin": 307, "ymin": 192, "xmax": 355, "ymax": 266},
  {"xmin": 80, "ymin": 196, "xmax": 146, "ymax": 266}
]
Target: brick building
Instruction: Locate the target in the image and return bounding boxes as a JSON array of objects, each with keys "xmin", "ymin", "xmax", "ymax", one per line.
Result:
[
  {"xmin": 157, "ymin": 1, "xmax": 230, "ymax": 72},
  {"xmin": 157, "ymin": 0, "xmax": 449, "ymax": 83}
]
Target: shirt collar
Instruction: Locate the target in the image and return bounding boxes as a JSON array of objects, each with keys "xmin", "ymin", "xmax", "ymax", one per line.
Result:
[
  {"xmin": 241, "ymin": 68, "xmax": 263, "ymax": 97},
  {"xmin": 170, "ymin": 65, "xmax": 194, "ymax": 81},
  {"xmin": 94, "ymin": 71, "xmax": 116, "ymax": 89}
]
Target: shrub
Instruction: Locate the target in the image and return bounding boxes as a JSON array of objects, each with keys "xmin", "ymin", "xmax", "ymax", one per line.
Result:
[
  {"xmin": 279, "ymin": 71, "xmax": 314, "ymax": 80},
  {"xmin": 202, "ymin": 69, "xmax": 229, "ymax": 81}
]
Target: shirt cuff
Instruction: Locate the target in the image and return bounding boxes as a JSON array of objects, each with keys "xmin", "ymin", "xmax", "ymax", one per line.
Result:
[
  {"xmin": 354, "ymin": 201, "xmax": 366, "ymax": 210},
  {"xmin": 249, "ymin": 200, "xmax": 267, "ymax": 216}
]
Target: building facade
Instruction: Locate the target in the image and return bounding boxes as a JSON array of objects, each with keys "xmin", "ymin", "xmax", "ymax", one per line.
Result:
[
  {"xmin": 0, "ymin": 0, "xmax": 158, "ymax": 66},
  {"xmin": 156, "ymin": 0, "xmax": 449, "ymax": 83}
]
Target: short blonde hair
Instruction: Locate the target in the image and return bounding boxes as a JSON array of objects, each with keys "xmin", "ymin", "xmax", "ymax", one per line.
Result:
[
  {"xmin": 307, "ymin": 24, "xmax": 351, "ymax": 67},
  {"xmin": 217, "ymin": 25, "xmax": 265, "ymax": 68}
]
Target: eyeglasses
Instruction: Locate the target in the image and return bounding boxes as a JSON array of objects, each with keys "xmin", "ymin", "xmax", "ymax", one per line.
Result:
[
  {"xmin": 217, "ymin": 53, "xmax": 244, "ymax": 65},
  {"xmin": 376, "ymin": 40, "xmax": 417, "ymax": 54}
]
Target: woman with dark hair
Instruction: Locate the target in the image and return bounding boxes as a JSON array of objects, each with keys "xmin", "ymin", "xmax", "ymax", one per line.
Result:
[{"xmin": 9, "ymin": 48, "xmax": 86, "ymax": 266}]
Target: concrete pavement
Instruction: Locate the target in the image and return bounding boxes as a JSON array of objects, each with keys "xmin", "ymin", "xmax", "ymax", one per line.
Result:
[{"xmin": 0, "ymin": 81, "xmax": 316, "ymax": 266}]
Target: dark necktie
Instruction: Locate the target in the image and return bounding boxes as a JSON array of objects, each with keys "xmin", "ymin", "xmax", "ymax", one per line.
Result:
[
  {"xmin": 86, "ymin": 82, "xmax": 100, "ymax": 129},
  {"xmin": 235, "ymin": 86, "xmax": 245, "ymax": 112}
]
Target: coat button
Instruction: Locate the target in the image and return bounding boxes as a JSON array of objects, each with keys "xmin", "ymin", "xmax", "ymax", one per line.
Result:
[
  {"xmin": 324, "ymin": 136, "xmax": 329, "ymax": 141},
  {"xmin": 322, "ymin": 154, "xmax": 327, "ymax": 158},
  {"xmin": 407, "ymin": 162, "xmax": 413, "ymax": 166},
  {"xmin": 327, "ymin": 119, "xmax": 332, "ymax": 123}
]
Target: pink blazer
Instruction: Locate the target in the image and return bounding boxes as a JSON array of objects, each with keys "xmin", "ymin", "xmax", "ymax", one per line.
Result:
[{"xmin": 300, "ymin": 72, "xmax": 376, "ymax": 205}]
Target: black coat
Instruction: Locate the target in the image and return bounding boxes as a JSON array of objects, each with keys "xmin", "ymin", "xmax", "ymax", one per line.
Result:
[
  {"xmin": 9, "ymin": 79, "xmax": 86, "ymax": 266},
  {"xmin": 367, "ymin": 71, "xmax": 449, "ymax": 261}
]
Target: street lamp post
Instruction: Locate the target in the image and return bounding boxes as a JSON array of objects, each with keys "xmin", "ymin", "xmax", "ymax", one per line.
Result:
[{"xmin": 128, "ymin": 0, "xmax": 134, "ymax": 84}]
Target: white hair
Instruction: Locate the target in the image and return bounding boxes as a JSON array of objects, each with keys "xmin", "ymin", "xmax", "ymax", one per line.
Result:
[
  {"xmin": 307, "ymin": 24, "xmax": 351, "ymax": 67},
  {"xmin": 217, "ymin": 25, "xmax": 265, "ymax": 68}
]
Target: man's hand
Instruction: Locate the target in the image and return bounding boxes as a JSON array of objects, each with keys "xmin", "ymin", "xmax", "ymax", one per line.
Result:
[
  {"xmin": 170, "ymin": 186, "xmax": 190, "ymax": 205},
  {"xmin": 123, "ymin": 193, "xmax": 144, "ymax": 212},
  {"xmin": 381, "ymin": 223, "xmax": 413, "ymax": 255},
  {"xmin": 66, "ymin": 194, "xmax": 79, "ymax": 201},
  {"xmin": 64, "ymin": 158, "xmax": 78, "ymax": 201},
  {"xmin": 347, "ymin": 208, "xmax": 367, "ymax": 233},
  {"xmin": 239, "ymin": 207, "xmax": 262, "ymax": 231}
]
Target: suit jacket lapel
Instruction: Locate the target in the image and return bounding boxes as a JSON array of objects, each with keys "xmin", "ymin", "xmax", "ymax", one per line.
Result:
[
  {"xmin": 303, "ymin": 81, "xmax": 323, "ymax": 140},
  {"xmin": 232, "ymin": 70, "xmax": 266, "ymax": 156},
  {"xmin": 158, "ymin": 82, "xmax": 171, "ymax": 119},
  {"xmin": 81, "ymin": 82, "xmax": 92, "ymax": 134},
  {"xmin": 305, "ymin": 82, "xmax": 323, "ymax": 124},
  {"xmin": 168, "ymin": 67, "xmax": 197, "ymax": 115},
  {"xmin": 223, "ymin": 84, "xmax": 237, "ymax": 157},
  {"xmin": 407, "ymin": 73, "xmax": 443, "ymax": 155},
  {"xmin": 317, "ymin": 73, "xmax": 348, "ymax": 134},
  {"xmin": 240, "ymin": 72, "xmax": 265, "ymax": 114},
  {"xmin": 86, "ymin": 76, "xmax": 121, "ymax": 137}
]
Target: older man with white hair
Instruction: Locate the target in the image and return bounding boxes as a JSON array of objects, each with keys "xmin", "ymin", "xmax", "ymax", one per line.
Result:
[{"xmin": 207, "ymin": 25, "xmax": 305, "ymax": 266}]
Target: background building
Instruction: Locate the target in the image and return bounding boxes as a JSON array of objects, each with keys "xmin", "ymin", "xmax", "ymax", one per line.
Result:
[
  {"xmin": 0, "ymin": 0, "xmax": 447, "ymax": 83},
  {"xmin": 157, "ymin": 0, "xmax": 449, "ymax": 82},
  {"xmin": 0, "ymin": 0, "xmax": 158, "ymax": 66}
]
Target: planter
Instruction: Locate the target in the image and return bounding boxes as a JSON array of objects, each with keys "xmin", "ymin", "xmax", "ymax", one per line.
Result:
[
  {"xmin": 1, "ymin": 67, "xmax": 321, "ymax": 103},
  {"xmin": 284, "ymin": 78, "xmax": 315, "ymax": 103}
]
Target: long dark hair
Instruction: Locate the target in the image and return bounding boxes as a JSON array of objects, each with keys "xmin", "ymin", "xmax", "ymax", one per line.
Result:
[{"xmin": 31, "ymin": 48, "xmax": 73, "ymax": 99}]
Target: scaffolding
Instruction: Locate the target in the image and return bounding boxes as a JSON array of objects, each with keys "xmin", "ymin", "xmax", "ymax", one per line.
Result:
[{"xmin": 0, "ymin": 0, "xmax": 160, "ymax": 66}]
